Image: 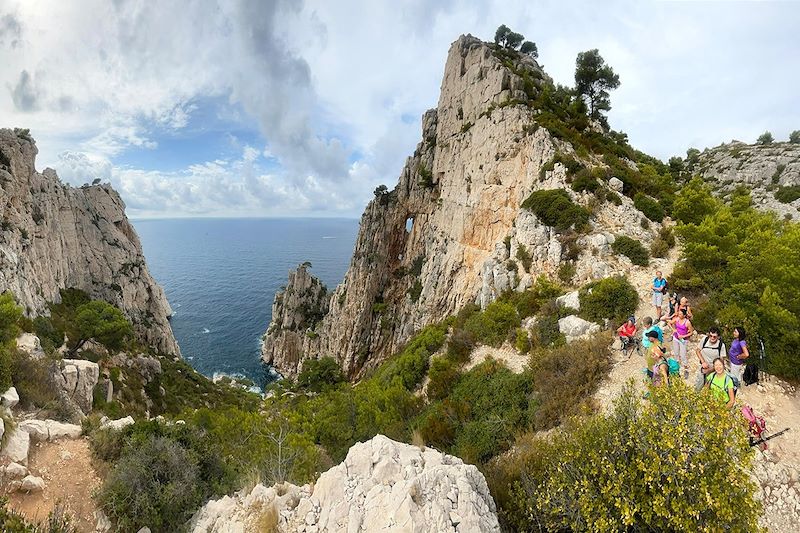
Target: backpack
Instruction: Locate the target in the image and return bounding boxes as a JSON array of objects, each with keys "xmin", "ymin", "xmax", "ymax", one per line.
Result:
[
  {"xmin": 666, "ymin": 358, "xmax": 681, "ymax": 376},
  {"xmin": 701, "ymin": 336, "xmax": 724, "ymax": 359},
  {"xmin": 661, "ymin": 279, "xmax": 669, "ymax": 294},
  {"xmin": 743, "ymin": 364, "xmax": 759, "ymax": 385}
]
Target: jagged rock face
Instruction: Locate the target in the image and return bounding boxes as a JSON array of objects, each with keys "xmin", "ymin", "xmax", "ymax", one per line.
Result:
[
  {"xmin": 697, "ymin": 141, "xmax": 800, "ymax": 219},
  {"xmin": 190, "ymin": 434, "xmax": 501, "ymax": 533},
  {"xmin": 262, "ymin": 35, "xmax": 657, "ymax": 378},
  {"xmin": 0, "ymin": 129, "xmax": 179, "ymax": 355}
]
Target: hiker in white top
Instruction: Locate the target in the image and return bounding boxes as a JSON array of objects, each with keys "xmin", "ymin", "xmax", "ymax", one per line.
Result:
[{"xmin": 694, "ymin": 326, "xmax": 726, "ymax": 390}]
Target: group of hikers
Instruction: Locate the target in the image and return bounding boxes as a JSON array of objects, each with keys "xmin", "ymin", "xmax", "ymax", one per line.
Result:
[{"xmin": 616, "ymin": 270, "xmax": 751, "ymax": 409}]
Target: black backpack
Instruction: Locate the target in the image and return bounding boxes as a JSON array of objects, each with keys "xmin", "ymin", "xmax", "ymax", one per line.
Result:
[{"xmin": 743, "ymin": 364, "xmax": 759, "ymax": 385}]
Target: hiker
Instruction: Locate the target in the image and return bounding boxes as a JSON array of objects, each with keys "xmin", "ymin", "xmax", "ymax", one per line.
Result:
[
  {"xmin": 728, "ymin": 326, "xmax": 750, "ymax": 384},
  {"xmin": 641, "ymin": 316, "xmax": 663, "ymax": 351},
  {"xmin": 651, "ymin": 271, "xmax": 667, "ymax": 319},
  {"xmin": 648, "ymin": 330, "xmax": 669, "ymax": 387},
  {"xmin": 704, "ymin": 357, "xmax": 735, "ymax": 408},
  {"xmin": 659, "ymin": 292, "xmax": 678, "ymax": 326},
  {"xmin": 694, "ymin": 326, "xmax": 727, "ymax": 390},
  {"xmin": 670, "ymin": 309, "xmax": 693, "ymax": 379},
  {"xmin": 617, "ymin": 316, "xmax": 637, "ymax": 354},
  {"xmin": 676, "ymin": 296, "xmax": 693, "ymax": 320}
]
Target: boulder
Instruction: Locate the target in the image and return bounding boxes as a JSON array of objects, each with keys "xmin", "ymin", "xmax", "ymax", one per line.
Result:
[
  {"xmin": 19, "ymin": 419, "xmax": 49, "ymax": 442},
  {"xmin": 556, "ymin": 290, "xmax": 581, "ymax": 311},
  {"xmin": 100, "ymin": 416, "xmax": 135, "ymax": 431},
  {"xmin": 1, "ymin": 387, "xmax": 19, "ymax": 409},
  {"xmin": 46, "ymin": 420, "xmax": 82, "ymax": 440},
  {"xmin": 609, "ymin": 177, "xmax": 624, "ymax": 192},
  {"xmin": 51, "ymin": 359, "xmax": 99, "ymax": 414},
  {"xmin": 19, "ymin": 475, "xmax": 45, "ymax": 493},
  {"xmin": 191, "ymin": 435, "xmax": 501, "ymax": 532},
  {"xmin": 4, "ymin": 462, "xmax": 28, "ymax": 479},
  {"xmin": 1, "ymin": 428, "xmax": 30, "ymax": 465},
  {"xmin": 558, "ymin": 315, "xmax": 601, "ymax": 342},
  {"xmin": 16, "ymin": 333, "xmax": 44, "ymax": 358}
]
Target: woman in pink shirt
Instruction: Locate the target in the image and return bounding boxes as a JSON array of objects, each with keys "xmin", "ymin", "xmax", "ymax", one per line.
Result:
[{"xmin": 671, "ymin": 309, "xmax": 693, "ymax": 379}]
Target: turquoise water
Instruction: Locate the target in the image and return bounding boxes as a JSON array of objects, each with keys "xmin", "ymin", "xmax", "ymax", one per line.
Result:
[{"xmin": 133, "ymin": 218, "xmax": 358, "ymax": 389}]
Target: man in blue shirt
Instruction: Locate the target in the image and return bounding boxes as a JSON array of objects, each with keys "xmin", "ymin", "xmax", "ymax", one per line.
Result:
[{"xmin": 651, "ymin": 270, "xmax": 667, "ymax": 319}]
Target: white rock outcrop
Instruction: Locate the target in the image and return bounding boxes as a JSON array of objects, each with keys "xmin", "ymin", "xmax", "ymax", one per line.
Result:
[
  {"xmin": 51, "ymin": 359, "xmax": 99, "ymax": 414},
  {"xmin": 17, "ymin": 418, "xmax": 81, "ymax": 443},
  {"xmin": 100, "ymin": 415, "xmax": 135, "ymax": 431},
  {"xmin": 558, "ymin": 315, "xmax": 601, "ymax": 342},
  {"xmin": 3, "ymin": 462, "xmax": 28, "ymax": 479},
  {"xmin": 1, "ymin": 427, "xmax": 30, "ymax": 465},
  {"xmin": 556, "ymin": 290, "xmax": 581, "ymax": 311},
  {"xmin": 1, "ymin": 386, "xmax": 19, "ymax": 408},
  {"xmin": 191, "ymin": 435, "xmax": 501, "ymax": 533},
  {"xmin": 16, "ymin": 333, "xmax": 45, "ymax": 358},
  {"xmin": 0, "ymin": 128, "xmax": 179, "ymax": 356}
]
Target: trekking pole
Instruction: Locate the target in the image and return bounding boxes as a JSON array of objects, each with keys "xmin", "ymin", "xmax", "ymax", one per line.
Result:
[
  {"xmin": 749, "ymin": 428, "xmax": 790, "ymax": 447},
  {"xmin": 758, "ymin": 337, "xmax": 767, "ymax": 383}
]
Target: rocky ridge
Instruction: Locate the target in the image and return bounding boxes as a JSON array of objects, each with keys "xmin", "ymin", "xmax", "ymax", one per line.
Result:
[
  {"xmin": 0, "ymin": 129, "xmax": 179, "ymax": 355},
  {"xmin": 696, "ymin": 140, "xmax": 800, "ymax": 219},
  {"xmin": 262, "ymin": 35, "xmax": 659, "ymax": 378},
  {"xmin": 190, "ymin": 434, "xmax": 501, "ymax": 533}
]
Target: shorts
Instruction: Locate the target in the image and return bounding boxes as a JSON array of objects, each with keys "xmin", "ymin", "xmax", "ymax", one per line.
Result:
[{"xmin": 652, "ymin": 291, "xmax": 664, "ymax": 307}]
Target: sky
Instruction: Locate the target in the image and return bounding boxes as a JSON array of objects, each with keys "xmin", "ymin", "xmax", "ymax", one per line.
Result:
[{"xmin": 1, "ymin": 0, "xmax": 798, "ymax": 218}]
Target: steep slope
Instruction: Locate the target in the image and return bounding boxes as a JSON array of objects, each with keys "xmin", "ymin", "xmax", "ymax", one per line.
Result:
[
  {"xmin": 696, "ymin": 140, "xmax": 800, "ymax": 219},
  {"xmin": 0, "ymin": 128, "xmax": 179, "ymax": 355},
  {"xmin": 262, "ymin": 35, "xmax": 659, "ymax": 378}
]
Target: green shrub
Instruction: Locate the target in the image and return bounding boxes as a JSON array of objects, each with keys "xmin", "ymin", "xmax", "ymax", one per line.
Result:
[
  {"xmin": 33, "ymin": 316, "xmax": 64, "ymax": 353},
  {"xmin": 514, "ymin": 328, "xmax": 530, "ymax": 354},
  {"xmin": 98, "ymin": 435, "xmax": 210, "ymax": 532},
  {"xmin": 417, "ymin": 359, "xmax": 531, "ymax": 464},
  {"xmin": 463, "ymin": 301, "xmax": 519, "ymax": 347},
  {"xmin": 427, "ymin": 357, "xmax": 461, "ymax": 401},
  {"xmin": 446, "ymin": 329, "xmax": 476, "ymax": 364},
  {"xmin": 503, "ymin": 276, "xmax": 563, "ymax": 319},
  {"xmin": 611, "ymin": 235, "xmax": 649, "ymax": 266},
  {"xmin": 558, "ymin": 262, "xmax": 576, "ymax": 284},
  {"xmin": 775, "ymin": 185, "xmax": 800, "ymax": 204},
  {"xmin": 771, "ymin": 164, "xmax": 786, "ymax": 184},
  {"xmin": 672, "ymin": 178, "xmax": 717, "ymax": 224},
  {"xmin": 10, "ymin": 350, "xmax": 57, "ymax": 410},
  {"xmin": 650, "ymin": 236, "xmax": 669, "ymax": 258},
  {"xmin": 297, "ymin": 357, "xmax": 345, "ymax": 392},
  {"xmin": 757, "ymin": 131, "xmax": 774, "ymax": 145},
  {"xmin": 528, "ymin": 314, "xmax": 565, "ymax": 349},
  {"xmin": 527, "ymin": 335, "xmax": 610, "ymax": 430},
  {"xmin": 503, "ymin": 383, "xmax": 760, "ymax": 532},
  {"xmin": 579, "ymin": 275, "xmax": 638, "ymax": 325},
  {"xmin": 408, "ymin": 280, "xmax": 423, "ymax": 303},
  {"xmin": 633, "ymin": 192, "xmax": 665, "ymax": 222},
  {"xmin": 521, "ymin": 189, "xmax": 590, "ymax": 232},
  {"xmin": 570, "ymin": 167, "xmax": 600, "ymax": 193},
  {"xmin": 374, "ymin": 324, "xmax": 447, "ymax": 389},
  {"xmin": 515, "ymin": 244, "xmax": 532, "ymax": 272},
  {"xmin": 790, "ymin": 130, "xmax": 800, "ymax": 143}
]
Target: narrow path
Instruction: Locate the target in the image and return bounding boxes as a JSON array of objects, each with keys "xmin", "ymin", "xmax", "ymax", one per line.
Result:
[{"xmin": 7, "ymin": 437, "xmax": 103, "ymax": 532}]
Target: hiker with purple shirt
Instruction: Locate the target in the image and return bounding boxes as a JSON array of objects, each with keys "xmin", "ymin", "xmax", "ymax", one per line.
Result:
[{"xmin": 729, "ymin": 326, "xmax": 750, "ymax": 383}]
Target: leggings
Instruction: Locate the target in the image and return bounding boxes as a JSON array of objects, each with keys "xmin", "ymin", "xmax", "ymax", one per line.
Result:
[{"xmin": 672, "ymin": 337, "xmax": 688, "ymax": 367}]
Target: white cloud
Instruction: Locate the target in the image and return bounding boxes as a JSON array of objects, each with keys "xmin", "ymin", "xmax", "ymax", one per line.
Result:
[{"xmin": 2, "ymin": 0, "xmax": 799, "ymax": 218}]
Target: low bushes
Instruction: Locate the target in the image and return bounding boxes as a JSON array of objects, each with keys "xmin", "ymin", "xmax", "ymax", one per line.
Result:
[
  {"xmin": 579, "ymin": 275, "xmax": 638, "ymax": 325},
  {"xmin": 521, "ymin": 189, "xmax": 590, "ymax": 231},
  {"xmin": 633, "ymin": 192, "xmax": 665, "ymax": 222},
  {"xmin": 463, "ymin": 301, "xmax": 518, "ymax": 347},
  {"xmin": 775, "ymin": 185, "xmax": 800, "ymax": 204},
  {"xmin": 611, "ymin": 235, "xmax": 649, "ymax": 266},
  {"xmin": 526, "ymin": 335, "xmax": 610, "ymax": 430},
  {"xmin": 296, "ymin": 357, "xmax": 345, "ymax": 392},
  {"xmin": 496, "ymin": 383, "xmax": 760, "ymax": 532}
]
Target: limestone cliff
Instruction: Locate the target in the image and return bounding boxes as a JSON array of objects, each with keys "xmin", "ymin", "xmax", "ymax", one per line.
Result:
[
  {"xmin": 262, "ymin": 35, "xmax": 658, "ymax": 378},
  {"xmin": 0, "ymin": 128, "xmax": 179, "ymax": 355},
  {"xmin": 696, "ymin": 141, "xmax": 800, "ymax": 219}
]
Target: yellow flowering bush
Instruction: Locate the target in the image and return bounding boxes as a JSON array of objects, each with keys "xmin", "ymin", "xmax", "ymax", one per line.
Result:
[{"xmin": 504, "ymin": 381, "xmax": 761, "ymax": 532}]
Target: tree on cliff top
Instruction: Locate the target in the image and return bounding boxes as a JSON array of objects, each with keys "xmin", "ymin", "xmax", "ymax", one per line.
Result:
[
  {"xmin": 757, "ymin": 131, "xmax": 774, "ymax": 145},
  {"xmin": 574, "ymin": 49, "xmax": 620, "ymax": 126},
  {"xmin": 493, "ymin": 25, "xmax": 537, "ymax": 57},
  {"xmin": 70, "ymin": 300, "xmax": 132, "ymax": 353}
]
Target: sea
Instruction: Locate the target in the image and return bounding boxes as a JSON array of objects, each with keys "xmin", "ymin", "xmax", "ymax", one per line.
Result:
[{"xmin": 132, "ymin": 218, "xmax": 359, "ymax": 391}]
